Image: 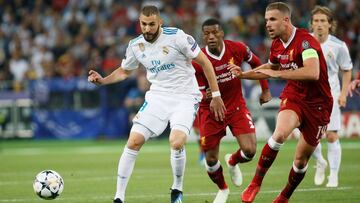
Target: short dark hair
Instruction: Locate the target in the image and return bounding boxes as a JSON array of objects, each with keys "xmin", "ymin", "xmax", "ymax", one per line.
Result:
[
  {"xmin": 141, "ymin": 5, "xmax": 160, "ymax": 17},
  {"xmin": 266, "ymin": 2, "xmax": 291, "ymax": 17},
  {"xmin": 311, "ymin": 5, "xmax": 337, "ymax": 33},
  {"xmin": 202, "ymin": 18, "xmax": 223, "ymax": 31}
]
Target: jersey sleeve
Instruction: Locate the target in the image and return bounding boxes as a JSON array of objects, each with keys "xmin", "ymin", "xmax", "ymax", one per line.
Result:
[
  {"xmin": 121, "ymin": 41, "xmax": 140, "ymax": 70},
  {"xmin": 175, "ymin": 30, "xmax": 201, "ymax": 59},
  {"xmin": 268, "ymin": 40, "xmax": 279, "ymax": 65},
  {"xmin": 192, "ymin": 61, "xmax": 207, "ymax": 89},
  {"xmin": 337, "ymin": 42, "xmax": 353, "ymax": 71}
]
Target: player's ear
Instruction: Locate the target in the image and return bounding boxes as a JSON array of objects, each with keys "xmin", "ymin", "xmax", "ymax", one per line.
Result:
[{"xmin": 159, "ymin": 18, "xmax": 163, "ymax": 26}]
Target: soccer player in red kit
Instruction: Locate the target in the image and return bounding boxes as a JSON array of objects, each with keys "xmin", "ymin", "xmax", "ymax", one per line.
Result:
[
  {"xmin": 229, "ymin": 2, "xmax": 333, "ymax": 202},
  {"xmin": 193, "ymin": 18, "xmax": 271, "ymax": 203}
]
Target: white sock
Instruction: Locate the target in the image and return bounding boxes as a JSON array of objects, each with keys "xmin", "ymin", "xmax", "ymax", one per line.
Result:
[
  {"xmin": 327, "ymin": 139, "xmax": 341, "ymax": 176},
  {"xmin": 312, "ymin": 143, "xmax": 326, "ymax": 163},
  {"xmin": 114, "ymin": 147, "xmax": 139, "ymax": 201},
  {"xmin": 170, "ymin": 148, "xmax": 186, "ymax": 191}
]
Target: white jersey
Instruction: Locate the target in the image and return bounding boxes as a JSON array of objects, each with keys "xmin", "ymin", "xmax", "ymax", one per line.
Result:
[
  {"xmin": 121, "ymin": 27, "xmax": 202, "ymax": 97},
  {"xmin": 320, "ymin": 34, "xmax": 353, "ymax": 96}
]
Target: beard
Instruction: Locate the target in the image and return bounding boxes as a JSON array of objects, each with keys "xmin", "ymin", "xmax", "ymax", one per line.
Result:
[{"xmin": 143, "ymin": 26, "xmax": 160, "ymax": 42}]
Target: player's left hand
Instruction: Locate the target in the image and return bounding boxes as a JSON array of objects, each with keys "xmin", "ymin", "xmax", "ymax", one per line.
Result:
[
  {"xmin": 338, "ymin": 94, "xmax": 347, "ymax": 107},
  {"xmin": 210, "ymin": 96, "xmax": 226, "ymax": 121},
  {"xmin": 260, "ymin": 89, "xmax": 272, "ymax": 105},
  {"xmin": 256, "ymin": 69, "xmax": 280, "ymax": 78}
]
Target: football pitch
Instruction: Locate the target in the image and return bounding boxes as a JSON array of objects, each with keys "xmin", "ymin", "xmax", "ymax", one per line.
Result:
[{"xmin": 1, "ymin": 138, "xmax": 360, "ymax": 203}]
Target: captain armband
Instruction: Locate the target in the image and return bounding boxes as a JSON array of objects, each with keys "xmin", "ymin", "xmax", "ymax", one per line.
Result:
[{"xmin": 302, "ymin": 48, "xmax": 318, "ymax": 61}]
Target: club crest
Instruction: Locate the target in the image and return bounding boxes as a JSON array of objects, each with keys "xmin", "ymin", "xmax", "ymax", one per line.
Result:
[
  {"xmin": 162, "ymin": 46, "xmax": 169, "ymax": 55},
  {"xmin": 138, "ymin": 43, "xmax": 145, "ymax": 52}
]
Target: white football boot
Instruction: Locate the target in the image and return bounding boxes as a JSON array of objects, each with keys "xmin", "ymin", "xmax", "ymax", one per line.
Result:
[
  {"xmin": 213, "ymin": 188, "xmax": 229, "ymax": 203},
  {"xmin": 314, "ymin": 159, "xmax": 327, "ymax": 185},
  {"xmin": 224, "ymin": 154, "xmax": 242, "ymax": 186}
]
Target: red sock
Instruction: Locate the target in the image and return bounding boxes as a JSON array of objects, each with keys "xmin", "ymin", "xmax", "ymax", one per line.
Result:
[
  {"xmin": 280, "ymin": 167, "xmax": 306, "ymax": 199},
  {"xmin": 228, "ymin": 149, "xmax": 250, "ymax": 166},
  {"xmin": 207, "ymin": 165, "xmax": 228, "ymax": 190},
  {"xmin": 252, "ymin": 143, "xmax": 279, "ymax": 185}
]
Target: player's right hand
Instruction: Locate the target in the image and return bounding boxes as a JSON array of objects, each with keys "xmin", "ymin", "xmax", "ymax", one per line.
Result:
[
  {"xmin": 228, "ymin": 64, "xmax": 242, "ymax": 78},
  {"xmin": 88, "ymin": 70, "xmax": 104, "ymax": 86},
  {"xmin": 347, "ymin": 79, "xmax": 360, "ymax": 97},
  {"xmin": 210, "ymin": 96, "xmax": 226, "ymax": 121}
]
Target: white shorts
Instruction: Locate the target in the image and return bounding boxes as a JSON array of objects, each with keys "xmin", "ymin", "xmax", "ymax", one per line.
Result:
[
  {"xmin": 327, "ymin": 94, "xmax": 341, "ymax": 131},
  {"xmin": 132, "ymin": 91, "xmax": 201, "ymax": 139}
]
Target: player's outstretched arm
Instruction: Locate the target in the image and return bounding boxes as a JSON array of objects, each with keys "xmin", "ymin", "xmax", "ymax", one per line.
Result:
[
  {"xmin": 228, "ymin": 63, "xmax": 273, "ymax": 80},
  {"xmin": 193, "ymin": 51, "xmax": 226, "ymax": 121},
  {"xmin": 88, "ymin": 67, "xmax": 129, "ymax": 86}
]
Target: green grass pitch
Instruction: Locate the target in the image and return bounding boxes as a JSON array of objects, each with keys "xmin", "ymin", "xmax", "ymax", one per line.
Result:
[{"xmin": 1, "ymin": 138, "xmax": 360, "ymax": 202}]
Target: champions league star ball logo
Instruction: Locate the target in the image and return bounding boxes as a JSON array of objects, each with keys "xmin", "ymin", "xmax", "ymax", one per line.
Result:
[{"xmin": 302, "ymin": 40, "xmax": 310, "ymax": 50}]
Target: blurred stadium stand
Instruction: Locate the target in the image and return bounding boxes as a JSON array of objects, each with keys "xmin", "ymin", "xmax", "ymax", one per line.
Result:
[{"xmin": 0, "ymin": 0, "xmax": 359, "ymax": 139}]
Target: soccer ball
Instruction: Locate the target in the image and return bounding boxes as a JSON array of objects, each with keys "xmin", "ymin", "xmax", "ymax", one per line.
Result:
[{"xmin": 33, "ymin": 170, "xmax": 64, "ymax": 200}]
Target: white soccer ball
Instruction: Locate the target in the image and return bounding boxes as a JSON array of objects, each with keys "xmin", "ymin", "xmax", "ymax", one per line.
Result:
[{"xmin": 33, "ymin": 170, "xmax": 64, "ymax": 200}]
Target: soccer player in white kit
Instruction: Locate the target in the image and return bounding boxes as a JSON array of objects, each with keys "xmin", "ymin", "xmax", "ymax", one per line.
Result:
[
  {"xmin": 310, "ymin": 6, "xmax": 353, "ymax": 188},
  {"xmin": 88, "ymin": 5, "xmax": 225, "ymax": 203}
]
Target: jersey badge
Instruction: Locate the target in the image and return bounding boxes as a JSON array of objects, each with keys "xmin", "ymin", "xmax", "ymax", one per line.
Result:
[
  {"xmin": 302, "ymin": 40, "xmax": 310, "ymax": 50},
  {"xmin": 162, "ymin": 46, "xmax": 169, "ymax": 55},
  {"xmin": 187, "ymin": 36, "xmax": 195, "ymax": 45},
  {"xmin": 138, "ymin": 43, "xmax": 145, "ymax": 52},
  {"xmin": 229, "ymin": 57, "xmax": 235, "ymax": 65},
  {"xmin": 289, "ymin": 49, "xmax": 294, "ymax": 61}
]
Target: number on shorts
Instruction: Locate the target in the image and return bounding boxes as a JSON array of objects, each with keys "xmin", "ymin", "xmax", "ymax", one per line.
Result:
[{"xmin": 316, "ymin": 125, "xmax": 327, "ymax": 139}]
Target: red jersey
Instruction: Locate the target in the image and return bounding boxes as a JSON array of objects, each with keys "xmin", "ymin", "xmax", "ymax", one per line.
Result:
[
  {"xmin": 269, "ymin": 28, "xmax": 332, "ymax": 106},
  {"xmin": 193, "ymin": 40, "xmax": 266, "ymax": 112}
]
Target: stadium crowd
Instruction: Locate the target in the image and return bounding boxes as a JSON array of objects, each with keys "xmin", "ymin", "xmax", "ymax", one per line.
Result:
[{"xmin": 0, "ymin": 0, "xmax": 359, "ymax": 93}]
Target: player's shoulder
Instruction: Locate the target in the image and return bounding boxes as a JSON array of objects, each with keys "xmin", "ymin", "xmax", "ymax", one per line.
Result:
[
  {"xmin": 328, "ymin": 35, "xmax": 346, "ymax": 47},
  {"xmin": 129, "ymin": 34, "xmax": 145, "ymax": 46},
  {"xmin": 162, "ymin": 27, "xmax": 181, "ymax": 36},
  {"xmin": 224, "ymin": 39, "xmax": 246, "ymax": 48}
]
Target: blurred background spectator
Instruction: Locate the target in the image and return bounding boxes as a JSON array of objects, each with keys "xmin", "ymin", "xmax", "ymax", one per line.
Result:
[{"xmin": 0, "ymin": 0, "xmax": 359, "ymax": 139}]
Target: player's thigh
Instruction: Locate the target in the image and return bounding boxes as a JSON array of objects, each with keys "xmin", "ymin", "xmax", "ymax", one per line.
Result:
[
  {"xmin": 170, "ymin": 97, "xmax": 200, "ymax": 136},
  {"xmin": 198, "ymin": 108, "xmax": 226, "ymax": 152},
  {"xmin": 327, "ymin": 101, "xmax": 341, "ymax": 131},
  {"xmin": 273, "ymin": 109, "xmax": 300, "ymax": 142},
  {"xmin": 133, "ymin": 94, "xmax": 169, "ymax": 136},
  {"xmin": 169, "ymin": 129, "xmax": 187, "ymax": 150},
  {"xmin": 294, "ymin": 135, "xmax": 316, "ymax": 168}
]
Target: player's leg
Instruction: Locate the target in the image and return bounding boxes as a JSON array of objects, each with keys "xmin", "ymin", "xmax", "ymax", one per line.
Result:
[
  {"xmin": 325, "ymin": 131, "xmax": 341, "ymax": 187},
  {"xmin": 114, "ymin": 124, "xmax": 150, "ymax": 202},
  {"xmin": 225, "ymin": 111, "xmax": 256, "ymax": 187},
  {"xmin": 225, "ymin": 132, "xmax": 256, "ymax": 187},
  {"xmin": 168, "ymin": 96, "xmax": 200, "ymax": 203},
  {"xmin": 242, "ymin": 109, "xmax": 299, "ymax": 203},
  {"xmin": 274, "ymin": 134, "xmax": 315, "ymax": 202},
  {"xmin": 325, "ymin": 102, "xmax": 341, "ymax": 187},
  {"xmin": 313, "ymin": 142, "xmax": 328, "ymax": 185},
  {"xmin": 204, "ymin": 145, "xmax": 229, "ymax": 203}
]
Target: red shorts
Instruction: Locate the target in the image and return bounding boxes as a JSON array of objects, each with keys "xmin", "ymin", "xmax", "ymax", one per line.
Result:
[
  {"xmin": 193, "ymin": 112, "xmax": 200, "ymax": 130},
  {"xmin": 198, "ymin": 107, "xmax": 255, "ymax": 151},
  {"xmin": 279, "ymin": 98, "xmax": 331, "ymax": 146}
]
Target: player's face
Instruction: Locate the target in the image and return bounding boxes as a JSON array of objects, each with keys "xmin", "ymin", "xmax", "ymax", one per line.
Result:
[
  {"xmin": 202, "ymin": 25, "xmax": 224, "ymax": 51},
  {"xmin": 265, "ymin": 10, "xmax": 287, "ymax": 39},
  {"xmin": 139, "ymin": 14, "xmax": 161, "ymax": 42},
  {"xmin": 311, "ymin": 13, "xmax": 331, "ymax": 37}
]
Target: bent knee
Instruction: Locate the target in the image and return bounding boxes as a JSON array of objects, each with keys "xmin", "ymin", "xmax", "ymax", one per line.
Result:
[
  {"xmin": 242, "ymin": 147, "xmax": 256, "ymax": 159},
  {"xmin": 293, "ymin": 159, "xmax": 309, "ymax": 169},
  {"xmin": 169, "ymin": 139, "xmax": 185, "ymax": 150}
]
